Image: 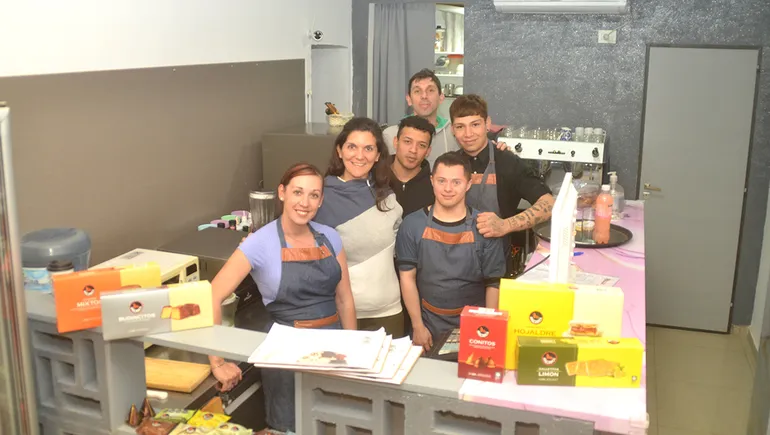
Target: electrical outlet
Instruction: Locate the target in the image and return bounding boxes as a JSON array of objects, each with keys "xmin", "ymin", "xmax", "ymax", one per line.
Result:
[{"xmin": 598, "ymin": 30, "xmax": 617, "ymax": 44}]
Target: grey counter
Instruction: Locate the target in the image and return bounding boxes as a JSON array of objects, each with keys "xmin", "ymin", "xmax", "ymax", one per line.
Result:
[
  {"xmin": 26, "ymin": 291, "xmax": 604, "ymax": 435},
  {"xmin": 25, "ymin": 291, "xmax": 465, "ymax": 399}
]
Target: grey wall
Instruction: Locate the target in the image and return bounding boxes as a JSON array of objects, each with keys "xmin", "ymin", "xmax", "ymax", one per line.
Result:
[
  {"xmin": 0, "ymin": 60, "xmax": 305, "ymax": 263},
  {"xmin": 352, "ymin": 0, "xmax": 770, "ymax": 325}
]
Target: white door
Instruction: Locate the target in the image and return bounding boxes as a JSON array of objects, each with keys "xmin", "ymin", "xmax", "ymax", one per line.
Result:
[{"xmin": 641, "ymin": 46, "xmax": 759, "ymax": 332}]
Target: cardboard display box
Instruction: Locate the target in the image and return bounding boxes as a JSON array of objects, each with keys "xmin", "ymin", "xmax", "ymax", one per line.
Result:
[
  {"xmin": 100, "ymin": 281, "xmax": 214, "ymax": 340},
  {"xmin": 570, "ymin": 284, "xmax": 624, "ymax": 339},
  {"xmin": 498, "ymin": 280, "xmax": 574, "ymax": 370},
  {"xmin": 53, "ymin": 263, "xmax": 162, "ymax": 333},
  {"xmin": 458, "ymin": 306, "xmax": 508, "ymax": 383},
  {"xmin": 516, "ymin": 336, "xmax": 643, "ymax": 388}
]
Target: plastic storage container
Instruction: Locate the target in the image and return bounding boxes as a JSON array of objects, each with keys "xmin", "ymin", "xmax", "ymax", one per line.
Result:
[
  {"xmin": 249, "ymin": 190, "xmax": 277, "ymax": 233},
  {"xmin": 21, "ymin": 228, "xmax": 91, "ymax": 292}
]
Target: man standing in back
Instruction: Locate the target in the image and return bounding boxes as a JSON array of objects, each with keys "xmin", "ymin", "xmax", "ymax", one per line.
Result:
[
  {"xmin": 383, "ymin": 69, "xmax": 458, "ymax": 167},
  {"xmin": 396, "ymin": 153, "xmax": 506, "ymax": 350},
  {"xmin": 389, "ymin": 116, "xmax": 436, "ymax": 217}
]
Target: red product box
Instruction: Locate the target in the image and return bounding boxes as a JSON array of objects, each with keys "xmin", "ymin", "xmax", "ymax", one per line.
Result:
[{"xmin": 458, "ymin": 306, "xmax": 509, "ymax": 383}]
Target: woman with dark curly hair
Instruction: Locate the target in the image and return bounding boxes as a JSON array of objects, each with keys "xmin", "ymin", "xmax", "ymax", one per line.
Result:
[{"xmin": 315, "ymin": 117, "xmax": 405, "ymax": 337}]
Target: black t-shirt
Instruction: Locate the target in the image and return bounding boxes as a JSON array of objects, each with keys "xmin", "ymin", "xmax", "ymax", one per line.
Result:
[
  {"xmin": 389, "ymin": 156, "xmax": 435, "ymax": 217},
  {"xmin": 458, "ymin": 143, "xmax": 552, "ymax": 221}
]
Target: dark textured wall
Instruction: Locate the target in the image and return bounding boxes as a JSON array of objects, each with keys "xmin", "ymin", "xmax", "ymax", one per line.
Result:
[{"xmin": 352, "ymin": 0, "xmax": 770, "ymax": 325}]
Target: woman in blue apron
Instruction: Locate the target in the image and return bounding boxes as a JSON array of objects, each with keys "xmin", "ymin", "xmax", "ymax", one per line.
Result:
[{"xmin": 207, "ymin": 163, "xmax": 357, "ymax": 434}]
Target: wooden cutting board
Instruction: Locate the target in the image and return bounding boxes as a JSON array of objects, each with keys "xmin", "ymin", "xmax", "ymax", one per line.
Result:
[{"xmin": 145, "ymin": 357, "xmax": 212, "ymax": 393}]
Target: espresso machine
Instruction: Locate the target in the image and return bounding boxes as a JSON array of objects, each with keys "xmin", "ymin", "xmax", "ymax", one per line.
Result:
[
  {"xmin": 498, "ymin": 128, "xmax": 608, "ymax": 273},
  {"xmin": 498, "ymin": 128, "xmax": 609, "ymax": 203}
]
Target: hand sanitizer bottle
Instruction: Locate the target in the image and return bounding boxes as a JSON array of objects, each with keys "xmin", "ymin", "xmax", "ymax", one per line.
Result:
[{"xmin": 608, "ymin": 172, "xmax": 625, "ymax": 219}]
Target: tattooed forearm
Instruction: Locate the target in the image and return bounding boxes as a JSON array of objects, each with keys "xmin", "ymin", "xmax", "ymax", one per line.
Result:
[{"xmin": 506, "ymin": 194, "xmax": 555, "ymax": 232}]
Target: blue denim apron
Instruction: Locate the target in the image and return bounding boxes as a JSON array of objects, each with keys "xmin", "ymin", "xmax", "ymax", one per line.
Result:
[
  {"xmin": 465, "ymin": 142, "xmax": 512, "ymax": 274},
  {"xmin": 465, "ymin": 141, "xmax": 500, "ymax": 216},
  {"xmin": 417, "ymin": 206, "xmax": 485, "ymax": 340},
  {"xmin": 260, "ymin": 219, "xmax": 342, "ymax": 432}
]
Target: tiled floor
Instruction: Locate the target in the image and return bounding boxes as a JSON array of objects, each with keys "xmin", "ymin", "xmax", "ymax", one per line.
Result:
[{"xmin": 647, "ymin": 326, "xmax": 755, "ymax": 435}]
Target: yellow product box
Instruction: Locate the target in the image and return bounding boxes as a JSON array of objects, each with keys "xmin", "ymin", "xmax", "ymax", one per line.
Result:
[
  {"xmin": 99, "ymin": 281, "xmax": 214, "ymax": 340},
  {"xmin": 516, "ymin": 336, "xmax": 643, "ymax": 388},
  {"xmin": 52, "ymin": 262, "xmax": 162, "ymax": 333},
  {"xmin": 499, "ymin": 279, "xmax": 574, "ymax": 369},
  {"xmin": 568, "ymin": 284, "xmax": 624, "ymax": 338}
]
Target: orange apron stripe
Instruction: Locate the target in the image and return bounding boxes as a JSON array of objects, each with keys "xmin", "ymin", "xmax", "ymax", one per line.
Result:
[
  {"xmin": 421, "ymin": 227, "xmax": 475, "ymax": 245},
  {"xmin": 281, "ymin": 245, "xmax": 333, "ymax": 262},
  {"xmin": 470, "ymin": 173, "xmax": 497, "ymax": 185}
]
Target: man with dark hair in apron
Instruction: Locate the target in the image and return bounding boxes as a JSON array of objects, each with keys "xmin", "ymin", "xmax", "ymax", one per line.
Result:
[
  {"xmin": 450, "ymin": 95, "xmax": 555, "ymax": 277},
  {"xmin": 396, "ymin": 153, "xmax": 506, "ymax": 350}
]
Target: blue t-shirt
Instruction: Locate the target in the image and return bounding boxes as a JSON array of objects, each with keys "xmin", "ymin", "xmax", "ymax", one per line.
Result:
[
  {"xmin": 395, "ymin": 207, "xmax": 506, "ymax": 288},
  {"xmin": 238, "ymin": 219, "xmax": 344, "ymax": 306}
]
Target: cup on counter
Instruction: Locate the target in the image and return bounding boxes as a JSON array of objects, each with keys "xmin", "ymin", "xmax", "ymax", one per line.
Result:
[
  {"xmin": 575, "ymin": 127, "xmax": 585, "ymax": 142},
  {"xmin": 518, "ymin": 125, "xmax": 529, "ymax": 139},
  {"xmin": 578, "ymin": 207, "xmax": 595, "ymax": 244},
  {"xmin": 593, "ymin": 128, "xmax": 605, "ymax": 143},
  {"xmin": 221, "ymin": 293, "xmax": 240, "ymax": 327}
]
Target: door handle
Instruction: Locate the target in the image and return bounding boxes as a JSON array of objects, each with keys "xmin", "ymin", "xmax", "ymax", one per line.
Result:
[{"xmin": 643, "ymin": 183, "xmax": 662, "ymax": 192}]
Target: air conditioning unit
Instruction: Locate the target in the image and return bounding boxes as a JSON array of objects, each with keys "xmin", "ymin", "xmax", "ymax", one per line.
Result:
[{"xmin": 494, "ymin": 0, "xmax": 627, "ymax": 14}]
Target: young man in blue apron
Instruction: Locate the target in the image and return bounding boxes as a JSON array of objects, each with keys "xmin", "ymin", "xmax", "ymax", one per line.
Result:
[
  {"xmin": 395, "ymin": 153, "xmax": 507, "ymax": 351},
  {"xmin": 450, "ymin": 95, "xmax": 555, "ymax": 276}
]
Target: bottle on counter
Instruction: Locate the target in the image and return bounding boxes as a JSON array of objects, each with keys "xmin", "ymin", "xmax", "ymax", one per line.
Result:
[
  {"xmin": 593, "ymin": 185, "xmax": 613, "ymax": 245},
  {"xmin": 608, "ymin": 172, "xmax": 625, "ymax": 220}
]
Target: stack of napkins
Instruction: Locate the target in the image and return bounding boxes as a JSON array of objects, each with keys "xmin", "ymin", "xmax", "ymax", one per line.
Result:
[{"xmin": 247, "ymin": 324, "xmax": 422, "ymax": 385}]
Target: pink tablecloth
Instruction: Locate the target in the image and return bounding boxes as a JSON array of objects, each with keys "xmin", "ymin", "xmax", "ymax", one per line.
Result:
[{"xmin": 459, "ymin": 201, "xmax": 648, "ymax": 434}]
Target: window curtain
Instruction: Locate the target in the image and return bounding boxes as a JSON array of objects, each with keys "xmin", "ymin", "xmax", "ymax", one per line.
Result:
[
  {"xmin": 372, "ymin": 3, "xmax": 434, "ymax": 125},
  {"xmin": 437, "ymin": 10, "xmax": 464, "ymax": 53}
]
